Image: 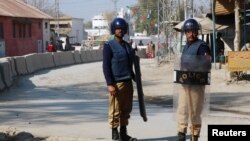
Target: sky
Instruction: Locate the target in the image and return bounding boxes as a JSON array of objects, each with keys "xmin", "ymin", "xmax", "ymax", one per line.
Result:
[{"xmin": 59, "ymin": 0, "xmax": 138, "ymax": 22}]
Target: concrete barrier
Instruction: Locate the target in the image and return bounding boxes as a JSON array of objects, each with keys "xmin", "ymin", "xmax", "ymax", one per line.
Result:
[
  {"xmin": 14, "ymin": 56, "xmax": 28, "ymax": 75},
  {"xmin": 80, "ymin": 51, "xmax": 88, "ymax": 63},
  {"xmin": 0, "ymin": 72, "xmax": 5, "ymax": 90},
  {"xmin": 53, "ymin": 51, "xmax": 75, "ymax": 67},
  {"xmin": 0, "ymin": 58, "xmax": 13, "ymax": 87},
  {"xmin": 73, "ymin": 51, "xmax": 82, "ymax": 64},
  {"xmin": 91, "ymin": 50, "xmax": 98, "ymax": 61},
  {"xmin": 85, "ymin": 50, "xmax": 93, "ymax": 62},
  {"xmin": 6, "ymin": 57, "xmax": 17, "ymax": 77},
  {"xmin": 95, "ymin": 50, "xmax": 103, "ymax": 61},
  {"xmin": 39, "ymin": 53, "xmax": 55, "ymax": 69},
  {"xmin": 25, "ymin": 53, "xmax": 39, "ymax": 73}
]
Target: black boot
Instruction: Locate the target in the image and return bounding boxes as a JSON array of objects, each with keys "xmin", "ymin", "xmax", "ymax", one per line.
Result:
[
  {"xmin": 119, "ymin": 126, "xmax": 137, "ymax": 141},
  {"xmin": 190, "ymin": 135, "xmax": 199, "ymax": 141},
  {"xmin": 177, "ymin": 132, "xmax": 186, "ymax": 141},
  {"xmin": 112, "ymin": 128, "xmax": 119, "ymax": 140}
]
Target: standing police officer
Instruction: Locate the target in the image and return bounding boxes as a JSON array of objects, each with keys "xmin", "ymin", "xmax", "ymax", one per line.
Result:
[
  {"xmin": 175, "ymin": 18, "xmax": 211, "ymax": 141},
  {"xmin": 102, "ymin": 17, "xmax": 137, "ymax": 141}
]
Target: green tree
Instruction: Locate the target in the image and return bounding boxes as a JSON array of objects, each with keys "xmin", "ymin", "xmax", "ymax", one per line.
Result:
[{"xmin": 131, "ymin": 0, "xmax": 158, "ymax": 35}]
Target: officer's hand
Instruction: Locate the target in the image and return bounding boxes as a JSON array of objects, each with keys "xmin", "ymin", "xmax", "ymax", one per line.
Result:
[
  {"xmin": 132, "ymin": 76, "xmax": 136, "ymax": 82},
  {"xmin": 131, "ymin": 73, "xmax": 136, "ymax": 82},
  {"xmin": 107, "ymin": 85, "xmax": 117, "ymax": 96}
]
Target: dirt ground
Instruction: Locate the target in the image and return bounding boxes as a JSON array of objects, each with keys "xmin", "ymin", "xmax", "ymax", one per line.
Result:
[{"xmin": 0, "ymin": 58, "xmax": 249, "ymax": 141}]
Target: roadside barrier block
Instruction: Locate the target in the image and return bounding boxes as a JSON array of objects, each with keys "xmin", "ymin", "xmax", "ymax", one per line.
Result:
[
  {"xmin": 85, "ymin": 50, "xmax": 93, "ymax": 62},
  {"xmin": 5, "ymin": 57, "xmax": 17, "ymax": 77},
  {"xmin": 0, "ymin": 72, "xmax": 5, "ymax": 90},
  {"xmin": 80, "ymin": 51, "xmax": 88, "ymax": 63},
  {"xmin": 96, "ymin": 50, "xmax": 103, "ymax": 61},
  {"xmin": 14, "ymin": 56, "xmax": 28, "ymax": 75},
  {"xmin": 53, "ymin": 51, "xmax": 75, "ymax": 67},
  {"xmin": 0, "ymin": 58, "xmax": 13, "ymax": 87},
  {"xmin": 40, "ymin": 53, "xmax": 55, "ymax": 69},
  {"xmin": 92, "ymin": 50, "xmax": 99, "ymax": 61},
  {"xmin": 73, "ymin": 51, "xmax": 82, "ymax": 64},
  {"xmin": 25, "ymin": 53, "xmax": 39, "ymax": 73}
]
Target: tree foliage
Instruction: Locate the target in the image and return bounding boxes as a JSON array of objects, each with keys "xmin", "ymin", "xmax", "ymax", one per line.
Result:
[
  {"xmin": 130, "ymin": 0, "xmax": 210, "ymax": 35},
  {"xmin": 130, "ymin": 0, "xmax": 158, "ymax": 35}
]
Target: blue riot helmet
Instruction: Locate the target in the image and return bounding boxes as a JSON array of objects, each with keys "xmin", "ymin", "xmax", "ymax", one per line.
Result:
[
  {"xmin": 182, "ymin": 18, "xmax": 201, "ymax": 33},
  {"xmin": 110, "ymin": 18, "xmax": 128, "ymax": 34}
]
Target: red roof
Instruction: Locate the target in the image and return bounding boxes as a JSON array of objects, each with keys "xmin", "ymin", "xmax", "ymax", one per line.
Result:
[{"xmin": 0, "ymin": 0, "xmax": 52, "ymax": 19}]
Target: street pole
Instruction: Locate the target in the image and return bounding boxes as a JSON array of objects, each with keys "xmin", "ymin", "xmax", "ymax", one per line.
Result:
[
  {"xmin": 191, "ymin": 0, "xmax": 193, "ymax": 18},
  {"xmin": 243, "ymin": 0, "xmax": 246, "ymax": 49},
  {"xmin": 158, "ymin": 0, "xmax": 160, "ymax": 43},
  {"xmin": 212, "ymin": 0, "xmax": 217, "ymax": 69},
  {"xmin": 184, "ymin": 0, "xmax": 187, "ymax": 20},
  {"xmin": 111, "ymin": 0, "xmax": 118, "ymax": 17},
  {"xmin": 55, "ymin": 0, "xmax": 60, "ymax": 38},
  {"xmin": 157, "ymin": 0, "xmax": 160, "ymax": 66}
]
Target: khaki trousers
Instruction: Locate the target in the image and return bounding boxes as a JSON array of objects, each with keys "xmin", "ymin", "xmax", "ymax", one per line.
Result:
[
  {"xmin": 108, "ymin": 81, "xmax": 133, "ymax": 128},
  {"xmin": 177, "ymin": 84, "xmax": 205, "ymax": 136}
]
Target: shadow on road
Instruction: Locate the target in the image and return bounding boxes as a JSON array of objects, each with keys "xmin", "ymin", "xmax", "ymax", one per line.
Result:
[{"xmin": 140, "ymin": 134, "xmax": 191, "ymax": 141}]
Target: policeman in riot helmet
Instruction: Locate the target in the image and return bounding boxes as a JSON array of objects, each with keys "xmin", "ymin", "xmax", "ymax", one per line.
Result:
[
  {"xmin": 102, "ymin": 17, "xmax": 137, "ymax": 141},
  {"xmin": 175, "ymin": 18, "xmax": 211, "ymax": 141}
]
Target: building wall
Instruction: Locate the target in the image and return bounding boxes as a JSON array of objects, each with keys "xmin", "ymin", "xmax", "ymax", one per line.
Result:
[
  {"xmin": 92, "ymin": 15, "xmax": 109, "ymax": 29},
  {"xmin": 0, "ymin": 16, "xmax": 43, "ymax": 57},
  {"xmin": 43, "ymin": 20, "xmax": 51, "ymax": 53},
  {"xmin": 71, "ymin": 18, "xmax": 84, "ymax": 44},
  {"xmin": 50, "ymin": 17, "xmax": 84, "ymax": 44}
]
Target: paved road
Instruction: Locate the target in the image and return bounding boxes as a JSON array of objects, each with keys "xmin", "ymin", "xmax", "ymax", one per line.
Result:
[{"xmin": 0, "ymin": 59, "xmax": 249, "ymax": 141}]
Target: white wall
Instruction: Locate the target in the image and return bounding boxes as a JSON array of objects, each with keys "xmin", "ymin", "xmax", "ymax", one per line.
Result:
[
  {"xmin": 85, "ymin": 29, "xmax": 109, "ymax": 37},
  {"xmin": 71, "ymin": 18, "xmax": 84, "ymax": 43},
  {"xmin": 92, "ymin": 14, "xmax": 109, "ymax": 29},
  {"xmin": 43, "ymin": 20, "xmax": 51, "ymax": 52}
]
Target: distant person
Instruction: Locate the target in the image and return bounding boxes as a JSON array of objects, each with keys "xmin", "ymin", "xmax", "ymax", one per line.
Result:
[
  {"xmin": 102, "ymin": 17, "xmax": 137, "ymax": 141},
  {"xmin": 129, "ymin": 39, "xmax": 137, "ymax": 49},
  {"xmin": 138, "ymin": 40, "xmax": 144, "ymax": 46},
  {"xmin": 150, "ymin": 41, "xmax": 155, "ymax": 58},
  {"xmin": 56, "ymin": 40, "xmax": 63, "ymax": 51},
  {"xmin": 216, "ymin": 32, "xmax": 225, "ymax": 60},
  {"xmin": 128, "ymin": 39, "xmax": 133, "ymax": 46},
  {"xmin": 64, "ymin": 35, "xmax": 72, "ymax": 51}
]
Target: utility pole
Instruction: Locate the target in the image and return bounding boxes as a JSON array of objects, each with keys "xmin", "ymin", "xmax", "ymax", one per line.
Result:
[
  {"xmin": 157, "ymin": 0, "xmax": 168, "ymax": 40},
  {"xmin": 111, "ymin": 0, "xmax": 118, "ymax": 17},
  {"xmin": 185, "ymin": 0, "xmax": 193, "ymax": 19},
  {"xmin": 55, "ymin": 0, "xmax": 60, "ymax": 37}
]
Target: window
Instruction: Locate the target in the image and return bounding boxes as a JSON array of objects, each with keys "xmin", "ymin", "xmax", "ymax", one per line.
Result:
[
  {"xmin": 0, "ymin": 23, "xmax": 3, "ymax": 39},
  {"xmin": 13, "ymin": 22, "xmax": 16, "ymax": 38},
  {"xmin": 23, "ymin": 24, "xmax": 26, "ymax": 38},
  {"xmin": 19, "ymin": 24, "xmax": 22, "ymax": 38},
  {"xmin": 28, "ymin": 23, "xmax": 32, "ymax": 38},
  {"xmin": 45, "ymin": 22, "xmax": 48, "ymax": 29},
  {"xmin": 38, "ymin": 22, "xmax": 41, "ymax": 29}
]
